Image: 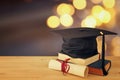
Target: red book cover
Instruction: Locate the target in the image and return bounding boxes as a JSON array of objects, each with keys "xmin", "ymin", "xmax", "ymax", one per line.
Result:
[{"xmin": 88, "ymin": 59, "xmax": 111, "ymax": 76}]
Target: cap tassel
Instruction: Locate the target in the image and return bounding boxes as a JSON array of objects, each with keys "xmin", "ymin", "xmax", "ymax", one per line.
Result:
[{"xmin": 101, "ymin": 34, "xmax": 108, "ymax": 76}]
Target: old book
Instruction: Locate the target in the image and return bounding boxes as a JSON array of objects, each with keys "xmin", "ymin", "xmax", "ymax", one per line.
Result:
[
  {"xmin": 88, "ymin": 59, "xmax": 111, "ymax": 76},
  {"xmin": 48, "ymin": 59, "xmax": 88, "ymax": 77},
  {"xmin": 58, "ymin": 53, "xmax": 100, "ymax": 65}
]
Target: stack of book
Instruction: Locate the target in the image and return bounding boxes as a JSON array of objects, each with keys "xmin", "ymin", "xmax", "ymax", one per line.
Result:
[
  {"xmin": 48, "ymin": 28, "xmax": 115, "ymax": 77},
  {"xmin": 48, "ymin": 53, "xmax": 111, "ymax": 77}
]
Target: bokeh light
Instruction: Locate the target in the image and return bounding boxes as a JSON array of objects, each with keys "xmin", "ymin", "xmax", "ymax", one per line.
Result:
[
  {"xmin": 81, "ymin": 15, "xmax": 96, "ymax": 28},
  {"xmin": 57, "ymin": 3, "xmax": 75, "ymax": 16},
  {"xmin": 92, "ymin": 5, "xmax": 104, "ymax": 18},
  {"xmin": 60, "ymin": 14, "xmax": 73, "ymax": 27},
  {"xmin": 111, "ymin": 36, "xmax": 120, "ymax": 47},
  {"xmin": 103, "ymin": 0, "xmax": 115, "ymax": 8},
  {"xmin": 111, "ymin": 48, "xmax": 120, "ymax": 56},
  {"xmin": 91, "ymin": 0, "xmax": 102, "ymax": 4},
  {"xmin": 92, "ymin": 5, "xmax": 111, "ymax": 24},
  {"xmin": 105, "ymin": 8, "xmax": 116, "ymax": 29},
  {"xmin": 111, "ymin": 36, "xmax": 120, "ymax": 56},
  {"xmin": 98, "ymin": 10, "xmax": 111, "ymax": 23},
  {"xmin": 108, "ymin": 8, "xmax": 116, "ymax": 18},
  {"xmin": 73, "ymin": 0, "xmax": 87, "ymax": 10},
  {"xmin": 47, "ymin": 16, "xmax": 60, "ymax": 28},
  {"xmin": 45, "ymin": 0, "xmax": 119, "ymax": 56},
  {"xmin": 95, "ymin": 18, "xmax": 102, "ymax": 26}
]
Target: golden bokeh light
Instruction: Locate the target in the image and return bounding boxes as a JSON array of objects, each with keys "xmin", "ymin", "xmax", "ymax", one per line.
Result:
[
  {"xmin": 92, "ymin": 5, "xmax": 104, "ymax": 18},
  {"xmin": 98, "ymin": 10, "xmax": 111, "ymax": 23},
  {"xmin": 73, "ymin": 0, "xmax": 87, "ymax": 10},
  {"xmin": 47, "ymin": 16, "xmax": 60, "ymax": 28},
  {"xmin": 91, "ymin": 0, "xmax": 102, "ymax": 4},
  {"xmin": 81, "ymin": 15, "xmax": 96, "ymax": 28},
  {"xmin": 107, "ymin": 8, "xmax": 116, "ymax": 18},
  {"xmin": 103, "ymin": 0, "xmax": 115, "ymax": 8},
  {"xmin": 111, "ymin": 47, "xmax": 120, "ymax": 56},
  {"xmin": 95, "ymin": 18, "xmax": 102, "ymax": 26},
  {"xmin": 57, "ymin": 3, "xmax": 75, "ymax": 16},
  {"xmin": 60, "ymin": 14, "xmax": 73, "ymax": 27},
  {"xmin": 111, "ymin": 36, "xmax": 120, "ymax": 47},
  {"xmin": 105, "ymin": 8, "xmax": 116, "ymax": 29},
  {"xmin": 91, "ymin": 5, "xmax": 104, "ymax": 26},
  {"xmin": 111, "ymin": 36, "xmax": 120, "ymax": 56},
  {"xmin": 46, "ymin": 0, "xmax": 117, "ymax": 29},
  {"xmin": 92, "ymin": 5, "xmax": 111, "ymax": 24}
]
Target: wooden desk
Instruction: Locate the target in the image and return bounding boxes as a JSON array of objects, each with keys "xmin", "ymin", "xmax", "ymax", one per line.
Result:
[{"xmin": 0, "ymin": 56, "xmax": 120, "ymax": 80}]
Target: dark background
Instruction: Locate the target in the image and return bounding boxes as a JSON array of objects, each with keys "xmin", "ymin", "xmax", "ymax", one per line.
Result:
[{"xmin": 0, "ymin": 0, "xmax": 63, "ymax": 56}]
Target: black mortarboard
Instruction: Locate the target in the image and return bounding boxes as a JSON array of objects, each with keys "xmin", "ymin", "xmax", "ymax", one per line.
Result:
[
  {"xmin": 53, "ymin": 27, "xmax": 117, "ymax": 75},
  {"xmin": 54, "ymin": 28, "xmax": 116, "ymax": 58}
]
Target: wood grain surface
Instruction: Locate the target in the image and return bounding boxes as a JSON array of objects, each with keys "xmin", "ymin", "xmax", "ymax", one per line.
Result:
[{"xmin": 0, "ymin": 56, "xmax": 120, "ymax": 80}]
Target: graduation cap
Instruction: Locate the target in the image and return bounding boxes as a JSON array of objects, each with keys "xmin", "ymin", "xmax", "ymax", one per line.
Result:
[{"xmin": 53, "ymin": 27, "xmax": 117, "ymax": 75}]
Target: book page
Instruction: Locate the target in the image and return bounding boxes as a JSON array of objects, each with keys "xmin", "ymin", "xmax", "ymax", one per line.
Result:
[{"xmin": 58, "ymin": 53, "xmax": 99, "ymax": 65}]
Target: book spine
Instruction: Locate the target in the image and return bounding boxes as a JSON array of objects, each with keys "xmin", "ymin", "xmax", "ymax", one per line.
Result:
[
  {"xmin": 48, "ymin": 59, "xmax": 88, "ymax": 77},
  {"xmin": 88, "ymin": 61, "xmax": 111, "ymax": 76},
  {"xmin": 88, "ymin": 67, "xmax": 103, "ymax": 76}
]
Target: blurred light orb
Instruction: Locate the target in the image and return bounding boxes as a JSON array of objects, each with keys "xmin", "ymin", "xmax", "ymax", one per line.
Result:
[
  {"xmin": 73, "ymin": 0, "xmax": 87, "ymax": 10},
  {"xmin": 92, "ymin": 5, "xmax": 111, "ymax": 24},
  {"xmin": 98, "ymin": 10, "xmax": 111, "ymax": 23},
  {"xmin": 111, "ymin": 36, "xmax": 120, "ymax": 47},
  {"xmin": 60, "ymin": 14, "xmax": 73, "ymax": 27},
  {"xmin": 57, "ymin": 3, "xmax": 75, "ymax": 16},
  {"xmin": 111, "ymin": 47, "xmax": 120, "ymax": 56},
  {"xmin": 111, "ymin": 36, "xmax": 120, "ymax": 56},
  {"xmin": 91, "ymin": 0, "xmax": 102, "ymax": 4},
  {"xmin": 81, "ymin": 15, "xmax": 96, "ymax": 28},
  {"xmin": 91, "ymin": 5, "xmax": 104, "ymax": 26},
  {"xmin": 107, "ymin": 8, "xmax": 116, "ymax": 18},
  {"xmin": 47, "ymin": 16, "xmax": 60, "ymax": 28},
  {"xmin": 95, "ymin": 18, "xmax": 102, "ymax": 26},
  {"xmin": 106, "ymin": 8, "xmax": 116, "ymax": 29},
  {"xmin": 92, "ymin": 5, "xmax": 104, "ymax": 18},
  {"xmin": 103, "ymin": 0, "xmax": 115, "ymax": 8}
]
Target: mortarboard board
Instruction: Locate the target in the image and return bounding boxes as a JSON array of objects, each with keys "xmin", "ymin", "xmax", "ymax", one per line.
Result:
[
  {"xmin": 53, "ymin": 28, "xmax": 117, "ymax": 58},
  {"xmin": 53, "ymin": 27, "xmax": 117, "ymax": 75}
]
